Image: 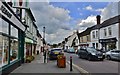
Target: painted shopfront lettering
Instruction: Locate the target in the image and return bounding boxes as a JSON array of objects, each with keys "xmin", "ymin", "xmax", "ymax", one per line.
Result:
[{"xmin": 0, "ymin": 5, "xmax": 12, "ymax": 18}]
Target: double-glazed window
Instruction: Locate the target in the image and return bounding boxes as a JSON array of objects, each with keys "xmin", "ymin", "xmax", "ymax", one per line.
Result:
[
  {"xmin": 92, "ymin": 31, "xmax": 95, "ymax": 38},
  {"xmin": 0, "ymin": 18, "xmax": 18, "ymax": 66},
  {"xmin": 0, "ymin": 35, "xmax": 9, "ymax": 67},
  {"xmin": 10, "ymin": 38, "xmax": 18, "ymax": 62},
  {"xmin": 104, "ymin": 29, "xmax": 107, "ymax": 37},
  {"xmin": 96, "ymin": 31, "xmax": 98, "ymax": 38},
  {"xmin": 0, "ymin": 18, "xmax": 9, "ymax": 34},
  {"xmin": 10, "ymin": 25, "xmax": 18, "ymax": 62},
  {"xmin": 108, "ymin": 27, "xmax": 112, "ymax": 36}
]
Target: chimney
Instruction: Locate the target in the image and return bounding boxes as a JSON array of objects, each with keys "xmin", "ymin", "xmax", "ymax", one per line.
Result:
[{"xmin": 96, "ymin": 15, "xmax": 101, "ymax": 24}]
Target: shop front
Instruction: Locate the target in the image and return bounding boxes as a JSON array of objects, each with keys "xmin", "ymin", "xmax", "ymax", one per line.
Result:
[
  {"xmin": 25, "ymin": 38, "xmax": 33, "ymax": 56},
  {"xmin": 99, "ymin": 37, "xmax": 117, "ymax": 50},
  {"xmin": 0, "ymin": 1, "xmax": 26, "ymax": 74},
  {"xmin": 32, "ymin": 41, "xmax": 37, "ymax": 55}
]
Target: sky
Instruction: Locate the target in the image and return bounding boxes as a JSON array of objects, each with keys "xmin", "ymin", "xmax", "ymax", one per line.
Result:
[
  {"xmin": 27, "ymin": 2, "xmax": 119, "ymax": 44},
  {"xmin": 3, "ymin": 0, "xmax": 120, "ymax": 44},
  {"xmin": 6, "ymin": 0, "xmax": 119, "ymax": 44}
]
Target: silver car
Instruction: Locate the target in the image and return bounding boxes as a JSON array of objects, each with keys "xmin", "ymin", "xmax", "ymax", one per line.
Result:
[{"xmin": 105, "ymin": 50, "xmax": 120, "ymax": 61}]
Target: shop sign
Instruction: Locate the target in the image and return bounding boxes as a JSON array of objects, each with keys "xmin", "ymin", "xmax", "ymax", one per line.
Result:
[
  {"xmin": 0, "ymin": 1, "xmax": 25, "ymax": 31},
  {"xmin": 99, "ymin": 38, "xmax": 117, "ymax": 43},
  {"xmin": 25, "ymin": 38, "xmax": 33, "ymax": 43},
  {"xmin": 0, "ymin": 5, "xmax": 12, "ymax": 18}
]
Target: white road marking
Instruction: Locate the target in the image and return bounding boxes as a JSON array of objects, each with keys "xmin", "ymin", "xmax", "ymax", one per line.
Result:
[{"xmin": 67, "ymin": 61, "xmax": 89, "ymax": 73}]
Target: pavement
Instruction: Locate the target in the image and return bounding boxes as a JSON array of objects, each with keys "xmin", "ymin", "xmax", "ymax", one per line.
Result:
[{"xmin": 9, "ymin": 53, "xmax": 80, "ymax": 74}]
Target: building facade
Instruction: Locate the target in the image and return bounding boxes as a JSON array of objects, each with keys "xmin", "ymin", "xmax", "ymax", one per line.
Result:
[
  {"xmin": 78, "ymin": 27, "xmax": 91, "ymax": 48},
  {"xmin": 24, "ymin": 8, "xmax": 37, "ymax": 59},
  {"xmin": 78, "ymin": 15, "xmax": 120, "ymax": 50},
  {"xmin": 36, "ymin": 30, "xmax": 43, "ymax": 54},
  {"xmin": 0, "ymin": 1, "xmax": 26, "ymax": 74},
  {"xmin": 65, "ymin": 32, "xmax": 78, "ymax": 49},
  {"xmin": 99, "ymin": 15, "xmax": 120, "ymax": 50}
]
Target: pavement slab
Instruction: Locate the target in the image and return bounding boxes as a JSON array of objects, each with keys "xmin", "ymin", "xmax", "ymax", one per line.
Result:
[{"xmin": 10, "ymin": 53, "xmax": 80, "ymax": 74}]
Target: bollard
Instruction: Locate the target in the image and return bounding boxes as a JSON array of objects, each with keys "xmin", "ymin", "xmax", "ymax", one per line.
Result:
[
  {"xmin": 44, "ymin": 51, "xmax": 46, "ymax": 63},
  {"xmin": 70, "ymin": 56, "xmax": 72, "ymax": 71}
]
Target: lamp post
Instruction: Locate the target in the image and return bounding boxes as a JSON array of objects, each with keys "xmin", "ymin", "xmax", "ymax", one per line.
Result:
[{"xmin": 43, "ymin": 26, "xmax": 46, "ymax": 63}]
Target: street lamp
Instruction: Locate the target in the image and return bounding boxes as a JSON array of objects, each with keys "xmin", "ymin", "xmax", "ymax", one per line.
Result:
[{"xmin": 43, "ymin": 26, "xmax": 46, "ymax": 63}]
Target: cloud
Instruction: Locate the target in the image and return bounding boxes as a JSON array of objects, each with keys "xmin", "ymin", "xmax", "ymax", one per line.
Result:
[
  {"xmin": 29, "ymin": 2, "xmax": 72, "ymax": 44},
  {"xmin": 78, "ymin": 15, "xmax": 96, "ymax": 27},
  {"xmin": 77, "ymin": 8, "xmax": 81, "ymax": 11},
  {"xmin": 101, "ymin": 2, "xmax": 119, "ymax": 21},
  {"xmin": 46, "ymin": 29, "xmax": 73, "ymax": 44},
  {"xmin": 84, "ymin": 5, "xmax": 93, "ymax": 11},
  {"xmin": 75, "ymin": 15, "xmax": 97, "ymax": 32},
  {"xmin": 79, "ymin": 13, "xmax": 83, "ymax": 16},
  {"xmin": 95, "ymin": 8, "xmax": 104, "ymax": 12}
]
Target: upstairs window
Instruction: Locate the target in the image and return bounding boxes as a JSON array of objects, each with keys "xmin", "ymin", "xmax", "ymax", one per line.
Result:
[
  {"xmin": 108, "ymin": 27, "xmax": 112, "ymax": 36},
  {"xmin": 96, "ymin": 31, "xmax": 98, "ymax": 38},
  {"xmin": 92, "ymin": 31, "xmax": 95, "ymax": 38},
  {"xmin": 104, "ymin": 29, "xmax": 107, "ymax": 37}
]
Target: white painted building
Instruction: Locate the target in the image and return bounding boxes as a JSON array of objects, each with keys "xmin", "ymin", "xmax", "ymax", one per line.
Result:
[
  {"xmin": 90, "ymin": 28, "xmax": 100, "ymax": 49},
  {"xmin": 36, "ymin": 30, "xmax": 42, "ymax": 54},
  {"xmin": 99, "ymin": 15, "xmax": 120, "ymax": 50},
  {"xmin": 65, "ymin": 32, "xmax": 78, "ymax": 49}
]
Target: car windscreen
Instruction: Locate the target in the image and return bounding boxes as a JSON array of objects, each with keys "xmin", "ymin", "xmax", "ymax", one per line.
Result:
[
  {"xmin": 51, "ymin": 49, "xmax": 61, "ymax": 52},
  {"xmin": 114, "ymin": 50, "xmax": 120, "ymax": 53},
  {"xmin": 87, "ymin": 47, "xmax": 97, "ymax": 53}
]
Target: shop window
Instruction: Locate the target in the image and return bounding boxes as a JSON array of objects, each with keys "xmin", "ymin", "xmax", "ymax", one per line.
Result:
[
  {"xmin": 0, "ymin": 18, "xmax": 2, "ymax": 33},
  {"xmin": 0, "ymin": 18, "xmax": 9, "ymax": 34},
  {"xmin": 10, "ymin": 38, "xmax": 18, "ymax": 62},
  {"xmin": 0, "ymin": 35, "xmax": 2, "ymax": 67},
  {"xmin": 2, "ymin": 36, "xmax": 9, "ymax": 66},
  {"xmin": 11, "ymin": 25, "xmax": 18, "ymax": 38}
]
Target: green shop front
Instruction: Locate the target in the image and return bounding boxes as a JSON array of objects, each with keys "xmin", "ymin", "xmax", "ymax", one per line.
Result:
[
  {"xmin": 24, "ymin": 32, "xmax": 37, "ymax": 61},
  {"xmin": 0, "ymin": 1, "xmax": 26, "ymax": 74}
]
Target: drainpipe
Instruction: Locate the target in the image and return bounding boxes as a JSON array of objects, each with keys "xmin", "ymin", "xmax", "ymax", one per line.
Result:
[{"xmin": 118, "ymin": 19, "xmax": 120, "ymax": 50}]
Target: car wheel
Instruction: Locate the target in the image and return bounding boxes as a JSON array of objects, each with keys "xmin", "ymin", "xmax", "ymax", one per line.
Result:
[
  {"xmin": 88, "ymin": 55, "xmax": 92, "ymax": 61},
  {"xmin": 100, "ymin": 58, "xmax": 104, "ymax": 61},
  {"xmin": 106, "ymin": 55, "xmax": 111, "ymax": 60},
  {"xmin": 78, "ymin": 54, "xmax": 81, "ymax": 58}
]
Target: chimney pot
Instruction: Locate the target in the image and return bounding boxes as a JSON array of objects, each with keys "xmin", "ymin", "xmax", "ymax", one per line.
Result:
[{"xmin": 96, "ymin": 15, "xmax": 101, "ymax": 24}]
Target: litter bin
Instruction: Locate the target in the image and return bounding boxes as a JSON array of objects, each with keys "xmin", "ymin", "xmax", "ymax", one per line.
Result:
[{"xmin": 57, "ymin": 55, "xmax": 66, "ymax": 68}]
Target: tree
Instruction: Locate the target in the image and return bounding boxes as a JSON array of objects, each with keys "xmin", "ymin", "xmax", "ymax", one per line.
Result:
[
  {"xmin": 62, "ymin": 41, "xmax": 65, "ymax": 44},
  {"xmin": 52, "ymin": 44, "xmax": 57, "ymax": 48},
  {"xmin": 58, "ymin": 43, "xmax": 61, "ymax": 46},
  {"xmin": 65, "ymin": 38, "xmax": 68, "ymax": 42}
]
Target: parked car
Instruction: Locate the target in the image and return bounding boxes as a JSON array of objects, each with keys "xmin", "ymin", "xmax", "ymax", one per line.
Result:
[
  {"xmin": 64, "ymin": 49, "xmax": 68, "ymax": 52},
  {"xmin": 48, "ymin": 48, "xmax": 63, "ymax": 60},
  {"xmin": 78, "ymin": 47, "xmax": 104, "ymax": 61},
  {"xmin": 67, "ymin": 47, "xmax": 75, "ymax": 53},
  {"xmin": 105, "ymin": 50, "xmax": 120, "ymax": 61}
]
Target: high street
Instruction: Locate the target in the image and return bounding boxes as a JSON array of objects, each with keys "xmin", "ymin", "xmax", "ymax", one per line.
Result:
[{"xmin": 65, "ymin": 53, "xmax": 119, "ymax": 73}]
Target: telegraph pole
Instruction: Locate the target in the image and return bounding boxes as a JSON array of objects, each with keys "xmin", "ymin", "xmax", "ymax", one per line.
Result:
[{"xmin": 43, "ymin": 27, "xmax": 46, "ymax": 63}]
